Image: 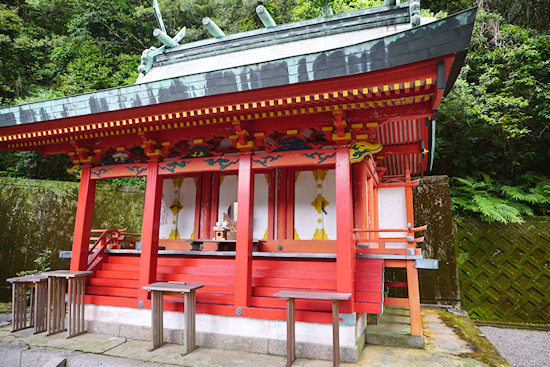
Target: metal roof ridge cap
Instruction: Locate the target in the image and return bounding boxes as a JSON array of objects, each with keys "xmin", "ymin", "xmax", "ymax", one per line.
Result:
[
  {"xmin": 143, "ymin": 9, "xmax": 474, "ymax": 85},
  {"xmin": 162, "ymin": 3, "xmax": 409, "ymax": 55},
  {"xmin": 153, "ymin": 20, "xmax": 410, "ymax": 68}
]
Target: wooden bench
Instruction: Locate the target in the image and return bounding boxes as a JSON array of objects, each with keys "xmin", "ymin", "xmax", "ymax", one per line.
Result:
[
  {"xmin": 142, "ymin": 282, "xmax": 204, "ymax": 353},
  {"xmin": 273, "ymin": 291, "xmax": 352, "ymax": 367}
]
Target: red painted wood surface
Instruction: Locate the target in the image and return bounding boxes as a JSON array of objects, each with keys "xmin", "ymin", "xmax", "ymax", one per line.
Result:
[
  {"xmin": 251, "ymin": 150, "xmax": 336, "ymax": 170},
  {"xmin": 407, "ymin": 260, "xmax": 422, "ymax": 336},
  {"xmin": 276, "ymin": 168, "xmax": 287, "ymax": 240},
  {"xmin": 200, "ymin": 172, "xmax": 213, "ymax": 239},
  {"xmin": 286, "ymin": 168, "xmax": 295, "ymax": 239},
  {"xmin": 194, "ymin": 174, "xmax": 202, "ymax": 239},
  {"xmin": 86, "ymin": 252, "xmax": 385, "ymax": 322},
  {"xmin": 2, "ymin": 55, "xmax": 454, "ymax": 155},
  {"xmin": 90, "ymin": 164, "xmax": 148, "ymax": 180},
  {"xmin": 335, "ymin": 148, "xmax": 355, "ymax": 313},
  {"xmin": 353, "ymin": 159, "xmax": 368, "ymax": 243},
  {"xmin": 259, "ymin": 240, "xmax": 336, "ymax": 253},
  {"xmin": 137, "ymin": 160, "xmax": 163, "ymax": 300},
  {"xmin": 234, "ymin": 154, "xmax": 254, "ymax": 306},
  {"xmin": 210, "ymin": 173, "xmax": 220, "ymax": 238},
  {"xmin": 158, "ymin": 156, "xmax": 240, "ymax": 176},
  {"xmin": 70, "ymin": 165, "xmax": 96, "ymax": 271},
  {"xmin": 267, "ymin": 171, "xmax": 275, "ymax": 240}
]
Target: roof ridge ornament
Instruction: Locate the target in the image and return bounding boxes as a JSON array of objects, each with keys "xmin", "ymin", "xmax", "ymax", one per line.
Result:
[
  {"xmin": 317, "ymin": 0, "xmax": 334, "ymax": 17},
  {"xmin": 256, "ymin": 5, "xmax": 276, "ymax": 28},
  {"xmin": 410, "ymin": 0, "xmax": 421, "ymax": 27},
  {"xmin": 138, "ymin": 0, "xmax": 187, "ymax": 75},
  {"xmin": 202, "ymin": 17, "xmax": 226, "ymax": 38}
]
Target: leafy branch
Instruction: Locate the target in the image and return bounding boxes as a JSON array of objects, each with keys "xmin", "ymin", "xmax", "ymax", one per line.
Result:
[{"xmin": 450, "ymin": 173, "xmax": 550, "ymax": 223}]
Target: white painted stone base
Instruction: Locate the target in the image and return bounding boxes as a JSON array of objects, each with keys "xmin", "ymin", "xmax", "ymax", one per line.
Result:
[{"xmin": 85, "ymin": 304, "xmax": 367, "ymax": 362}]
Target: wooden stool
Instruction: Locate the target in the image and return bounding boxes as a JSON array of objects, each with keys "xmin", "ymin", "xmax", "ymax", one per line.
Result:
[
  {"xmin": 46, "ymin": 270, "xmax": 92, "ymax": 338},
  {"xmin": 6, "ymin": 273, "xmax": 48, "ymax": 334},
  {"xmin": 274, "ymin": 291, "xmax": 352, "ymax": 367},
  {"xmin": 143, "ymin": 282, "xmax": 204, "ymax": 354}
]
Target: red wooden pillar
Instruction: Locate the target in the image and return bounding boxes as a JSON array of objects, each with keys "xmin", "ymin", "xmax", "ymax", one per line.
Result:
[
  {"xmin": 210, "ymin": 173, "xmax": 220, "ymax": 237},
  {"xmin": 404, "ymin": 164, "xmax": 422, "ymax": 335},
  {"xmin": 352, "ymin": 159, "xmax": 368, "ymax": 242},
  {"xmin": 367, "ymin": 177, "xmax": 375, "ymax": 241},
  {"xmin": 70, "ymin": 164, "xmax": 96, "ymax": 271},
  {"xmin": 286, "ymin": 169, "xmax": 295, "ymax": 239},
  {"xmin": 200, "ymin": 172, "xmax": 213, "ymax": 239},
  {"xmin": 137, "ymin": 159, "xmax": 163, "ymax": 301},
  {"xmin": 234, "ymin": 154, "xmax": 254, "ymax": 307},
  {"xmin": 267, "ymin": 171, "xmax": 276, "ymax": 240},
  {"xmin": 335, "ymin": 148, "xmax": 354, "ymax": 313},
  {"xmin": 276, "ymin": 168, "xmax": 287, "ymax": 240}
]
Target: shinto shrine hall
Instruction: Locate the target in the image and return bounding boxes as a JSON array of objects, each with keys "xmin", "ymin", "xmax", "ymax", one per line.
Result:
[{"xmin": 0, "ymin": 1, "xmax": 476, "ymax": 363}]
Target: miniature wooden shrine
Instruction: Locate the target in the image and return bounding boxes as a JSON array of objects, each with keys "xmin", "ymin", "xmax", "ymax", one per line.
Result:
[{"xmin": 0, "ymin": 2, "xmax": 476, "ymax": 362}]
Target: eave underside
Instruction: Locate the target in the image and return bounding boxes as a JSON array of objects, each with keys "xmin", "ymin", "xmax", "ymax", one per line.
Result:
[{"xmin": 0, "ymin": 53, "xmax": 457, "ymax": 177}]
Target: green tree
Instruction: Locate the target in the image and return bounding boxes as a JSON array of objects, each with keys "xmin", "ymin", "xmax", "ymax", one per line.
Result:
[{"xmin": 434, "ymin": 10, "xmax": 550, "ymax": 181}]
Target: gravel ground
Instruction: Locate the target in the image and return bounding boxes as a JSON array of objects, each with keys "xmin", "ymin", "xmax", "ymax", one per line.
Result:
[{"xmin": 479, "ymin": 326, "xmax": 550, "ymax": 367}]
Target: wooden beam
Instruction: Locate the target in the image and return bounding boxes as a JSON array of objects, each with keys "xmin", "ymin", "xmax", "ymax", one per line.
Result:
[
  {"xmin": 234, "ymin": 154, "xmax": 254, "ymax": 306},
  {"xmin": 159, "ymin": 156, "xmax": 240, "ymax": 176},
  {"xmin": 137, "ymin": 160, "xmax": 163, "ymax": 300},
  {"xmin": 70, "ymin": 165, "xmax": 96, "ymax": 271},
  {"xmin": 90, "ymin": 163, "xmax": 148, "ymax": 180},
  {"xmin": 251, "ymin": 149, "xmax": 336, "ymax": 170}
]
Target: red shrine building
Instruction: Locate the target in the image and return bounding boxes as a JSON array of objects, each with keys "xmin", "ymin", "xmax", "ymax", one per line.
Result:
[{"xmin": 0, "ymin": 2, "xmax": 475, "ymax": 362}]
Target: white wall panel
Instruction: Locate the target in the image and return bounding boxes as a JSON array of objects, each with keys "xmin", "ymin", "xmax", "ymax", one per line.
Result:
[{"xmin": 377, "ymin": 186, "xmax": 407, "ymax": 248}]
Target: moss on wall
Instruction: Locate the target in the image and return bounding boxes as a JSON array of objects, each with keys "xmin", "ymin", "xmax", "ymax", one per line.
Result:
[
  {"xmin": 413, "ymin": 175, "xmax": 461, "ymax": 305},
  {"xmin": 0, "ymin": 177, "xmax": 144, "ymax": 301}
]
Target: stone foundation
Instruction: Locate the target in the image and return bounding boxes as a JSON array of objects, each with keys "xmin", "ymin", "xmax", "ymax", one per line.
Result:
[{"xmin": 84, "ymin": 304, "xmax": 367, "ymax": 363}]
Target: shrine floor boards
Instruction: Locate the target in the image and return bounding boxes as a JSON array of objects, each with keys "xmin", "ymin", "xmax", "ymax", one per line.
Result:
[{"xmin": 0, "ymin": 307, "xmax": 504, "ymax": 367}]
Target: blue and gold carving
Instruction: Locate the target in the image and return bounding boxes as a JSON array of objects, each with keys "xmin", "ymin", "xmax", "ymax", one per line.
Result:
[
  {"xmin": 300, "ymin": 151, "xmax": 335, "ymax": 164},
  {"xmin": 349, "ymin": 142, "xmax": 383, "ymax": 163},
  {"xmin": 91, "ymin": 167, "xmax": 112, "ymax": 178},
  {"xmin": 67, "ymin": 165, "xmax": 82, "ymax": 179},
  {"xmin": 252, "ymin": 154, "xmax": 283, "ymax": 168},
  {"xmin": 103, "ymin": 151, "xmax": 135, "ymax": 165},
  {"xmin": 160, "ymin": 160, "xmax": 190, "ymax": 173},
  {"xmin": 205, "ymin": 157, "xmax": 238, "ymax": 170},
  {"xmin": 125, "ymin": 165, "xmax": 148, "ymax": 176},
  {"xmin": 183, "ymin": 144, "xmax": 212, "ymax": 158}
]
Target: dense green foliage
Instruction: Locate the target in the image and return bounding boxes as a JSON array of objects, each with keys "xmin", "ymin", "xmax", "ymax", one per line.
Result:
[
  {"xmin": 431, "ymin": 4, "xmax": 550, "ymax": 222},
  {"xmin": 0, "ymin": 0, "xmax": 549, "ymax": 223}
]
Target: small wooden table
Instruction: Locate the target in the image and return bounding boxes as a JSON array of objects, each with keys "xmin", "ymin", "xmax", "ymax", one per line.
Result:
[
  {"xmin": 6, "ymin": 273, "xmax": 49, "ymax": 333},
  {"xmin": 46, "ymin": 270, "xmax": 92, "ymax": 338},
  {"xmin": 142, "ymin": 282, "xmax": 204, "ymax": 353},
  {"xmin": 273, "ymin": 291, "xmax": 352, "ymax": 367},
  {"xmin": 188, "ymin": 239, "xmax": 262, "ymax": 252}
]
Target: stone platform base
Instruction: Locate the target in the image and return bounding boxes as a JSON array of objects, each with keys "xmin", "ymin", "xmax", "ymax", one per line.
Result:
[
  {"xmin": 84, "ymin": 304, "xmax": 367, "ymax": 363},
  {"xmin": 366, "ymin": 306, "xmax": 424, "ymax": 349}
]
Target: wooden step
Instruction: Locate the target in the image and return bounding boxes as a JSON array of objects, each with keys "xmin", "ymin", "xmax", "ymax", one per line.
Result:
[{"xmin": 87, "ymin": 285, "xmax": 138, "ymax": 298}]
